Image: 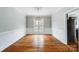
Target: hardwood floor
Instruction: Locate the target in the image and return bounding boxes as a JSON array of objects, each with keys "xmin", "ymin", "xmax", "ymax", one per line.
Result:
[
  {"xmin": 68, "ymin": 42, "xmax": 78, "ymax": 51},
  {"xmin": 3, "ymin": 34, "xmax": 75, "ymax": 52}
]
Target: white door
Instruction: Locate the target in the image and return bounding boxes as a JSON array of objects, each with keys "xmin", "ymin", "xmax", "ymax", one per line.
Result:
[{"xmin": 34, "ymin": 18, "xmax": 44, "ymax": 34}]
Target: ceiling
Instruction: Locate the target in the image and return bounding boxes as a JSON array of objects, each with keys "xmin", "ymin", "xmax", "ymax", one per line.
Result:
[{"xmin": 15, "ymin": 7, "xmax": 62, "ymax": 16}]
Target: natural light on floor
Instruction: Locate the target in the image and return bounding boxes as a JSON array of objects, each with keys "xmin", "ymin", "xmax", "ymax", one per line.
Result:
[{"xmin": 33, "ymin": 35, "xmax": 44, "ymax": 48}]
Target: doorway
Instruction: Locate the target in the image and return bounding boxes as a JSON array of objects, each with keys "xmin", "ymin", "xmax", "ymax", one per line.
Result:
[
  {"xmin": 67, "ymin": 16, "xmax": 77, "ymax": 44},
  {"xmin": 34, "ymin": 17, "xmax": 44, "ymax": 34},
  {"xmin": 67, "ymin": 14, "xmax": 78, "ymax": 51}
]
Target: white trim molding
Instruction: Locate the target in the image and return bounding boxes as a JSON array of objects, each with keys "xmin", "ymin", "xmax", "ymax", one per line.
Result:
[{"xmin": 0, "ymin": 28, "xmax": 26, "ymax": 52}]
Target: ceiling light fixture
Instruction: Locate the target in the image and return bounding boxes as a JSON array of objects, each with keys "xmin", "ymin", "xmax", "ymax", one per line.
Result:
[{"xmin": 34, "ymin": 7, "xmax": 42, "ymax": 11}]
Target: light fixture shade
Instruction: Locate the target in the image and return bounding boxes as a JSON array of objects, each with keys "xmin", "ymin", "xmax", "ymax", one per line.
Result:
[{"xmin": 34, "ymin": 7, "xmax": 43, "ymax": 11}]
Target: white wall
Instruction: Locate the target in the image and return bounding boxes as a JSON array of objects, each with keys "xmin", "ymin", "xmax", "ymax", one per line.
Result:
[
  {"xmin": 0, "ymin": 7, "xmax": 26, "ymax": 32},
  {"xmin": 0, "ymin": 7, "xmax": 26, "ymax": 51},
  {"xmin": 52, "ymin": 7, "xmax": 75, "ymax": 44},
  {"xmin": 0, "ymin": 29, "xmax": 26, "ymax": 51}
]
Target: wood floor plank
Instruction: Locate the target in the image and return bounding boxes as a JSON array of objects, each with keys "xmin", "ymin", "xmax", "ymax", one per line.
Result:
[{"xmin": 3, "ymin": 34, "xmax": 75, "ymax": 52}]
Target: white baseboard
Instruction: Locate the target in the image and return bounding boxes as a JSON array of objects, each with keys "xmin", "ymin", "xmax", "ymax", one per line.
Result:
[
  {"xmin": 0, "ymin": 28, "xmax": 26, "ymax": 52},
  {"xmin": 52, "ymin": 29, "xmax": 67, "ymax": 44}
]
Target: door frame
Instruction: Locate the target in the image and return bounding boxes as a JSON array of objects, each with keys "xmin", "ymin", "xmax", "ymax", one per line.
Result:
[{"xmin": 64, "ymin": 8, "xmax": 79, "ymax": 44}]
